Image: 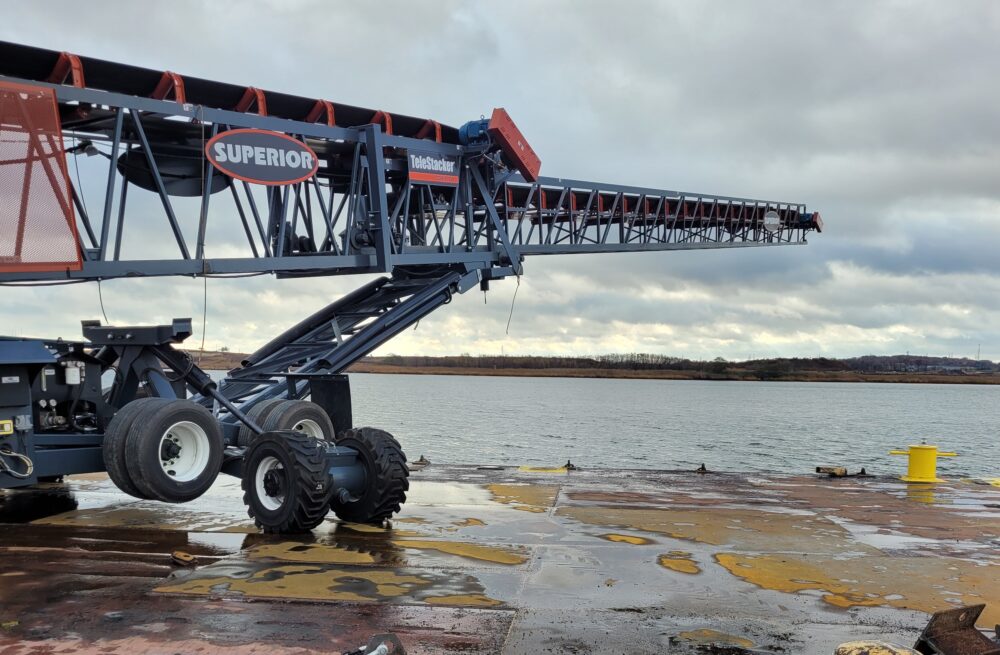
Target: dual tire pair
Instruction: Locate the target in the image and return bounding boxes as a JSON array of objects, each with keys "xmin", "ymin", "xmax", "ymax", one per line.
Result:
[
  {"xmin": 102, "ymin": 397, "xmax": 223, "ymax": 503},
  {"xmin": 103, "ymin": 397, "xmax": 331, "ymax": 503}
]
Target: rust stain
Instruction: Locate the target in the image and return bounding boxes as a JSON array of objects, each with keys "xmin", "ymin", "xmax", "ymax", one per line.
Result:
[
  {"xmin": 395, "ymin": 516, "xmax": 430, "ymax": 524},
  {"xmin": 425, "ymin": 593, "xmax": 503, "ymax": 607},
  {"xmin": 517, "ymin": 465, "xmax": 570, "ymax": 473},
  {"xmin": 835, "ymin": 642, "xmax": 920, "ymax": 655},
  {"xmin": 716, "ymin": 553, "xmax": 1000, "ymax": 626},
  {"xmin": 248, "ymin": 542, "xmax": 378, "ymax": 565},
  {"xmin": 486, "ymin": 483, "xmax": 559, "ymax": 512},
  {"xmin": 32, "ymin": 506, "xmax": 254, "ymax": 533},
  {"xmin": 249, "ymin": 538, "xmax": 526, "ymax": 566},
  {"xmin": 658, "ymin": 551, "xmax": 700, "ymax": 574},
  {"xmin": 453, "ymin": 517, "xmax": 486, "ymax": 527},
  {"xmin": 599, "ymin": 533, "xmax": 655, "ymax": 545},
  {"xmin": 777, "ymin": 480, "xmax": 1000, "ymax": 544},
  {"xmin": 676, "ymin": 629, "xmax": 754, "ymax": 649},
  {"xmin": 566, "ymin": 490, "xmax": 666, "ymax": 505},
  {"xmin": 156, "ymin": 564, "xmax": 428, "ymax": 602},
  {"xmin": 393, "ymin": 539, "xmax": 528, "ymax": 565},
  {"xmin": 558, "ymin": 505, "xmax": 863, "ymax": 553}
]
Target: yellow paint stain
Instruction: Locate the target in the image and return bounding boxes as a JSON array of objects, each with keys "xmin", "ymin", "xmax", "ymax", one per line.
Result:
[
  {"xmin": 247, "ymin": 538, "xmax": 524, "ymax": 566},
  {"xmin": 32, "ymin": 507, "xmax": 254, "ymax": 533},
  {"xmin": 676, "ymin": 629, "xmax": 754, "ymax": 649},
  {"xmin": 513, "ymin": 505, "xmax": 547, "ymax": 513},
  {"xmin": 558, "ymin": 505, "xmax": 867, "ymax": 554},
  {"xmin": 600, "ymin": 533, "xmax": 654, "ymax": 546},
  {"xmin": 835, "ymin": 641, "xmax": 920, "ymax": 655},
  {"xmin": 487, "ymin": 483, "xmax": 559, "ymax": 512},
  {"xmin": 716, "ymin": 553, "xmax": 1000, "ymax": 626},
  {"xmin": 156, "ymin": 564, "xmax": 428, "ymax": 603},
  {"xmin": 425, "ymin": 593, "xmax": 502, "ymax": 607},
  {"xmin": 517, "ymin": 465, "xmax": 569, "ymax": 473},
  {"xmin": 338, "ymin": 522, "xmax": 390, "ymax": 533},
  {"xmin": 392, "ymin": 539, "xmax": 528, "ymax": 565},
  {"xmin": 453, "ymin": 518, "xmax": 486, "ymax": 527},
  {"xmin": 395, "ymin": 517, "xmax": 429, "ymax": 524},
  {"xmin": 334, "ymin": 522, "xmax": 420, "ymax": 537},
  {"xmin": 657, "ymin": 551, "xmax": 700, "ymax": 575},
  {"xmin": 247, "ymin": 543, "xmax": 377, "ymax": 565}
]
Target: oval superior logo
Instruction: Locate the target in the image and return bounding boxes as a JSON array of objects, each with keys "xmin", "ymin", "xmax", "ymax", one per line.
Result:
[{"xmin": 205, "ymin": 128, "xmax": 319, "ymax": 185}]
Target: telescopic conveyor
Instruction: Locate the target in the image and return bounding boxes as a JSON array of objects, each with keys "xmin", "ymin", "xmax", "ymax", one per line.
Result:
[{"xmin": 0, "ymin": 41, "xmax": 822, "ymax": 531}]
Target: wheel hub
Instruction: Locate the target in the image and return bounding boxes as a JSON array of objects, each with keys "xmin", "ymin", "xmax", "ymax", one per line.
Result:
[
  {"xmin": 160, "ymin": 438, "xmax": 181, "ymax": 461},
  {"xmin": 263, "ymin": 469, "xmax": 284, "ymax": 498}
]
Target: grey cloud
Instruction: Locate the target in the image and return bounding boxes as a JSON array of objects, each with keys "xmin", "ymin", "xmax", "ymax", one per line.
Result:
[{"xmin": 1, "ymin": 1, "xmax": 998, "ymax": 361}]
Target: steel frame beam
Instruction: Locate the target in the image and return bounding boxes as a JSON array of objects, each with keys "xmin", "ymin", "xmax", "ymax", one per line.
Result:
[{"xmin": 0, "ymin": 74, "xmax": 818, "ymax": 285}]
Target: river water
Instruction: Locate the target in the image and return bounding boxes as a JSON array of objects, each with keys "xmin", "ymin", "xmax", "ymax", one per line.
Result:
[{"xmin": 341, "ymin": 373, "xmax": 998, "ymax": 478}]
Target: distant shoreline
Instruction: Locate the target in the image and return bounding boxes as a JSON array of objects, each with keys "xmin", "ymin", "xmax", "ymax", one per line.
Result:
[
  {"xmin": 348, "ymin": 362, "xmax": 1000, "ymax": 384},
  {"xmin": 187, "ymin": 350, "xmax": 1000, "ymax": 385}
]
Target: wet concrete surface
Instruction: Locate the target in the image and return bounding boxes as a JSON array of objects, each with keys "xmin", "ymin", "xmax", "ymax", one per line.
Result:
[{"xmin": 1, "ymin": 466, "xmax": 998, "ymax": 654}]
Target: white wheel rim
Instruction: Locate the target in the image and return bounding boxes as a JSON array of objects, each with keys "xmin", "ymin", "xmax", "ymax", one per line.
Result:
[
  {"xmin": 159, "ymin": 421, "xmax": 210, "ymax": 482},
  {"xmin": 255, "ymin": 455, "xmax": 285, "ymax": 511},
  {"xmin": 293, "ymin": 418, "xmax": 324, "ymax": 439}
]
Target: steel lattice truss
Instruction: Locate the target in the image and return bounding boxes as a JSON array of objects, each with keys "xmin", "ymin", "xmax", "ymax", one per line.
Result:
[{"xmin": 0, "ymin": 42, "xmax": 821, "ymax": 285}]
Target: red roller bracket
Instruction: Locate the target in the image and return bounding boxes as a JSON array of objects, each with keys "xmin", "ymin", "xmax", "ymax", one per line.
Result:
[
  {"xmin": 151, "ymin": 71, "xmax": 186, "ymax": 103},
  {"xmin": 235, "ymin": 87, "xmax": 267, "ymax": 116},
  {"xmin": 306, "ymin": 99, "xmax": 336, "ymax": 126},
  {"xmin": 46, "ymin": 52, "xmax": 85, "ymax": 88}
]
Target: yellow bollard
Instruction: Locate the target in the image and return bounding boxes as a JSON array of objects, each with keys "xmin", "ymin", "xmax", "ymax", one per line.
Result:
[{"xmin": 889, "ymin": 443, "xmax": 957, "ymax": 483}]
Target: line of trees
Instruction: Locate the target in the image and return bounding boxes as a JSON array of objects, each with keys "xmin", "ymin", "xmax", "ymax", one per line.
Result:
[{"xmin": 367, "ymin": 353, "xmax": 999, "ymax": 375}]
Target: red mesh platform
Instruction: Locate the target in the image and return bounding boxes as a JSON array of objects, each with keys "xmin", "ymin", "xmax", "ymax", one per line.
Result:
[{"xmin": 0, "ymin": 81, "xmax": 81, "ymax": 273}]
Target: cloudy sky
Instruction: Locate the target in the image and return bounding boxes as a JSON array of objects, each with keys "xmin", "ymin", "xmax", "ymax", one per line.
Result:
[{"xmin": 3, "ymin": 1, "xmax": 999, "ymax": 360}]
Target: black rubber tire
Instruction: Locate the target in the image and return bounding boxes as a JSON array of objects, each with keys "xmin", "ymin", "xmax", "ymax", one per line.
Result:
[
  {"xmin": 124, "ymin": 399, "xmax": 224, "ymax": 503},
  {"xmin": 260, "ymin": 400, "xmax": 334, "ymax": 442},
  {"xmin": 330, "ymin": 427, "xmax": 408, "ymax": 524},
  {"xmin": 102, "ymin": 397, "xmax": 169, "ymax": 499},
  {"xmin": 242, "ymin": 431, "xmax": 333, "ymax": 533},
  {"xmin": 237, "ymin": 398, "xmax": 285, "ymax": 447}
]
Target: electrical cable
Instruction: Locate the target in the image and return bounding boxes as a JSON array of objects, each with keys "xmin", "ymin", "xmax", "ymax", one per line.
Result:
[
  {"xmin": 97, "ymin": 279, "xmax": 110, "ymax": 325},
  {"xmin": 199, "ymin": 274, "xmax": 208, "ymax": 363},
  {"xmin": 71, "ymin": 135, "xmax": 113, "ymax": 326},
  {"xmin": 505, "ymin": 275, "xmax": 520, "ymax": 336}
]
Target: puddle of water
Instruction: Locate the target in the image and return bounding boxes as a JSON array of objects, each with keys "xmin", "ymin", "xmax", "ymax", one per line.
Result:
[{"xmin": 403, "ymin": 481, "xmax": 495, "ymax": 506}]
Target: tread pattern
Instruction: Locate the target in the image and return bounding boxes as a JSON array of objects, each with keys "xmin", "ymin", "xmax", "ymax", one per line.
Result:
[
  {"xmin": 331, "ymin": 427, "xmax": 409, "ymax": 524},
  {"xmin": 102, "ymin": 397, "xmax": 169, "ymax": 499},
  {"xmin": 242, "ymin": 431, "xmax": 332, "ymax": 533},
  {"xmin": 260, "ymin": 400, "xmax": 335, "ymax": 441},
  {"xmin": 124, "ymin": 399, "xmax": 224, "ymax": 503},
  {"xmin": 237, "ymin": 398, "xmax": 285, "ymax": 447}
]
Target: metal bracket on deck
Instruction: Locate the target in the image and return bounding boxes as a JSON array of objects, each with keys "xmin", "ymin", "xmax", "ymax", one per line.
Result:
[{"xmin": 914, "ymin": 605, "xmax": 1000, "ymax": 655}]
